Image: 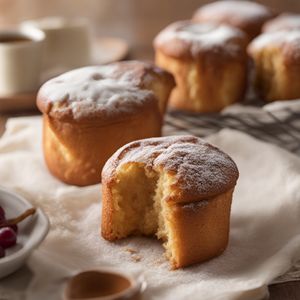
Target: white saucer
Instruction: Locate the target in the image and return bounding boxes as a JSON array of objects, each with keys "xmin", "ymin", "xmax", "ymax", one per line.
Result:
[
  {"xmin": 0, "ymin": 187, "xmax": 49, "ymax": 279},
  {"xmin": 92, "ymin": 36, "xmax": 129, "ymax": 65}
]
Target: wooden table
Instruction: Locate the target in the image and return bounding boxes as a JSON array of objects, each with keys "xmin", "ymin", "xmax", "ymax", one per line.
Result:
[{"xmin": 1, "ymin": 0, "xmax": 300, "ymax": 298}]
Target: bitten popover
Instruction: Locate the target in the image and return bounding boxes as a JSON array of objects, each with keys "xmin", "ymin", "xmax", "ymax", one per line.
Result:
[
  {"xmin": 154, "ymin": 21, "xmax": 248, "ymax": 113},
  {"xmin": 37, "ymin": 61, "xmax": 175, "ymax": 186},
  {"xmin": 101, "ymin": 135, "xmax": 239, "ymax": 269},
  {"xmin": 248, "ymin": 31, "xmax": 300, "ymax": 101},
  {"xmin": 193, "ymin": 0, "xmax": 275, "ymax": 41},
  {"xmin": 263, "ymin": 13, "xmax": 300, "ymax": 33}
]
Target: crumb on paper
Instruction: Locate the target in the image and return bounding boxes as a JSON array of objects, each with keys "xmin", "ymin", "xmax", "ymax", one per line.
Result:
[
  {"xmin": 131, "ymin": 254, "xmax": 142, "ymax": 262},
  {"xmin": 123, "ymin": 247, "xmax": 139, "ymax": 254},
  {"xmin": 153, "ymin": 257, "xmax": 166, "ymax": 266},
  {"xmin": 123, "ymin": 247, "xmax": 142, "ymax": 262}
]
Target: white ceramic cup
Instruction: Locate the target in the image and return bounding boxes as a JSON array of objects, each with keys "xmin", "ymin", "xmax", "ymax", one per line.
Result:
[
  {"xmin": 21, "ymin": 17, "xmax": 92, "ymax": 72},
  {"xmin": 0, "ymin": 28, "xmax": 45, "ymax": 95}
]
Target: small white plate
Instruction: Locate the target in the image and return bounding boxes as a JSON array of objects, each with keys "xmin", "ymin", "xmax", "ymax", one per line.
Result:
[
  {"xmin": 92, "ymin": 36, "xmax": 129, "ymax": 65},
  {"xmin": 0, "ymin": 187, "xmax": 49, "ymax": 279}
]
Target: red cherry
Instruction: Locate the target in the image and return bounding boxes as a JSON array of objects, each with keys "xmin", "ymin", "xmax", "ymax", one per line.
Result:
[
  {"xmin": 0, "ymin": 206, "xmax": 5, "ymax": 220},
  {"xmin": 9, "ymin": 224, "xmax": 18, "ymax": 234},
  {"xmin": 0, "ymin": 227, "xmax": 17, "ymax": 249},
  {"xmin": 0, "ymin": 246, "xmax": 5, "ymax": 258}
]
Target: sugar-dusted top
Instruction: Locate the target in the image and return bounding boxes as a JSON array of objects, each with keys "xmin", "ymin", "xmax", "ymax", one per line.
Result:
[
  {"xmin": 263, "ymin": 13, "xmax": 300, "ymax": 33},
  {"xmin": 193, "ymin": 1, "xmax": 274, "ymax": 39},
  {"xmin": 154, "ymin": 20, "xmax": 247, "ymax": 59},
  {"xmin": 102, "ymin": 135, "xmax": 239, "ymax": 203},
  {"xmin": 248, "ymin": 31, "xmax": 300, "ymax": 64},
  {"xmin": 194, "ymin": 1, "xmax": 272, "ymax": 23},
  {"xmin": 37, "ymin": 61, "xmax": 172, "ymax": 122}
]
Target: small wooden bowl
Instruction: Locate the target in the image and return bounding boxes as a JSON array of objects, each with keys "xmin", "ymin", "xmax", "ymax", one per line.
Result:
[{"xmin": 64, "ymin": 270, "xmax": 145, "ymax": 300}]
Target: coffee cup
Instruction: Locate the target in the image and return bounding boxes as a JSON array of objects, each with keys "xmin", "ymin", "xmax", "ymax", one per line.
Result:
[
  {"xmin": 21, "ymin": 17, "xmax": 92, "ymax": 72},
  {"xmin": 0, "ymin": 28, "xmax": 44, "ymax": 95}
]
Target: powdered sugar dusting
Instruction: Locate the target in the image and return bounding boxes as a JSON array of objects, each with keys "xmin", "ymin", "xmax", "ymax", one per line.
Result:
[
  {"xmin": 264, "ymin": 13, "xmax": 300, "ymax": 32},
  {"xmin": 249, "ymin": 31, "xmax": 300, "ymax": 58},
  {"xmin": 154, "ymin": 21, "xmax": 245, "ymax": 57},
  {"xmin": 195, "ymin": 0, "xmax": 272, "ymax": 22},
  {"xmin": 38, "ymin": 65, "xmax": 155, "ymax": 120},
  {"xmin": 103, "ymin": 135, "xmax": 239, "ymax": 200}
]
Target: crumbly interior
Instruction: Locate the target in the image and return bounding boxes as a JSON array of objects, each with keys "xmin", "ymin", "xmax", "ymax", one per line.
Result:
[{"xmin": 110, "ymin": 162, "xmax": 177, "ymax": 262}]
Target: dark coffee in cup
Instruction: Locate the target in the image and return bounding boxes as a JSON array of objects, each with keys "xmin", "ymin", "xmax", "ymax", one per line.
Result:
[{"xmin": 0, "ymin": 35, "xmax": 32, "ymax": 43}]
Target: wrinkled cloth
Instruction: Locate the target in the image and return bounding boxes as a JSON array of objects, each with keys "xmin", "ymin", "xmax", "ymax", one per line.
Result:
[{"xmin": 0, "ymin": 116, "xmax": 300, "ymax": 300}]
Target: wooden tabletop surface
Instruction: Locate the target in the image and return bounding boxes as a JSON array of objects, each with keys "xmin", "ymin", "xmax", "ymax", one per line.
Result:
[{"xmin": 1, "ymin": 0, "xmax": 300, "ymax": 299}]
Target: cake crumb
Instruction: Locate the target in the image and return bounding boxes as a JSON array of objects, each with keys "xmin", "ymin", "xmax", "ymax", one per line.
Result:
[
  {"xmin": 153, "ymin": 257, "xmax": 166, "ymax": 266},
  {"xmin": 131, "ymin": 254, "xmax": 142, "ymax": 262},
  {"xmin": 124, "ymin": 247, "xmax": 139, "ymax": 254},
  {"xmin": 123, "ymin": 248, "xmax": 142, "ymax": 262}
]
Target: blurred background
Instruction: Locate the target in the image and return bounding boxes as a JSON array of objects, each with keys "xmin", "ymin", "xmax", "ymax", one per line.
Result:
[{"xmin": 1, "ymin": 0, "xmax": 300, "ymax": 60}]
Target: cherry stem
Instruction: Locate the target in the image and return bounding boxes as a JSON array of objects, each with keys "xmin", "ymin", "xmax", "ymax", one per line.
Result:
[{"xmin": 0, "ymin": 208, "xmax": 36, "ymax": 228}]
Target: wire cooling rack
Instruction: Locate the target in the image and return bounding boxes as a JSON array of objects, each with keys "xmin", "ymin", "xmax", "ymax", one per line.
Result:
[
  {"xmin": 164, "ymin": 102, "xmax": 300, "ymax": 284},
  {"xmin": 164, "ymin": 106, "xmax": 300, "ymax": 155}
]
